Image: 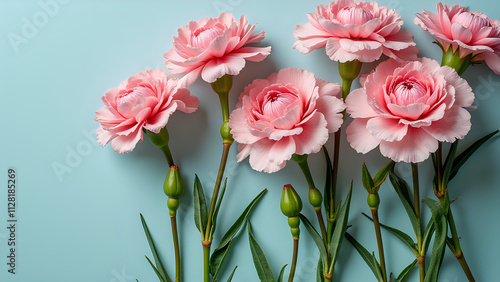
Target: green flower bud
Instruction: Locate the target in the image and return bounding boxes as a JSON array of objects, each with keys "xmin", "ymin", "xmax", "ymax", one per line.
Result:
[
  {"xmin": 308, "ymin": 188, "xmax": 323, "ymax": 210},
  {"xmin": 210, "ymin": 74, "xmax": 233, "ymax": 95},
  {"xmin": 280, "ymin": 184, "xmax": 303, "ymax": 217},
  {"xmin": 144, "ymin": 127, "xmax": 169, "ymax": 148},
  {"xmin": 367, "ymin": 193, "xmax": 380, "ymax": 210},
  {"xmin": 163, "ymin": 165, "xmax": 185, "ymax": 199}
]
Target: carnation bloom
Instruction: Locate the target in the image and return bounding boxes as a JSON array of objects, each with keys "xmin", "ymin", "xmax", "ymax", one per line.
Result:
[
  {"xmin": 164, "ymin": 13, "xmax": 272, "ymax": 87},
  {"xmin": 346, "ymin": 58, "xmax": 474, "ymax": 163},
  {"xmin": 415, "ymin": 3, "xmax": 500, "ymax": 74},
  {"xmin": 293, "ymin": 0, "xmax": 418, "ymax": 63},
  {"xmin": 229, "ymin": 68, "xmax": 345, "ymax": 173},
  {"xmin": 95, "ymin": 69, "xmax": 199, "ymax": 154}
]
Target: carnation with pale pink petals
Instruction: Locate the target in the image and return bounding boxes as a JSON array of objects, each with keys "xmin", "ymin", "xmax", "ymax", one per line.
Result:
[
  {"xmin": 415, "ymin": 3, "xmax": 500, "ymax": 74},
  {"xmin": 164, "ymin": 13, "xmax": 271, "ymax": 87},
  {"xmin": 95, "ymin": 69, "xmax": 199, "ymax": 154},
  {"xmin": 229, "ymin": 68, "xmax": 345, "ymax": 173},
  {"xmin": 293, "ymin": 0, "xmax": 418, "ymax": 63},
  {"xmin": 346, "ymin": 58, "xmax": 474, "ymax": 163}
]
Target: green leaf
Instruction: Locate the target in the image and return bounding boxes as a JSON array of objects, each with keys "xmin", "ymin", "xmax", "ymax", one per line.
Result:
[
  {"xmin": 373, "ymin": 161, "xmax": 395, "ymax": 188},
  {"xmin": 422, "ymin": 217, "xmax": 435, "ymax": 253},
  {"xmin": 277, "ymin": 265, "xmax": 288, "ymax": 282},
  {"xmin": 226, "ymin": 266, "xmax": 238, "ymax": 282},
  {"xmin": 362, "ymin": 163, "xmax": 375, "ymax": 192},
  {"xmin": 449, "ymin": 129, "xmax": 499, "ymax": 181},
  {"xmin": 329, "ymin": 183, "xmax": 353, "ymax": 271},
  {"xmin": 210, "ymin": 189, "xmax": 267, "ymax": 278},
  {"xmin": 299, "ymin": 214, "xmax": 327, "ymax": 264},
  {"xmin": 140, "ymin": 214, "xmax": 170, "ymax": 282},
  {"xmin": 193, "ymin": 175, "xmax": 208, "ymax": 234},
  {"xmin": 322, "ymin": 146, "xmax": 334, "ymax": 217},
  {"xmin": 395, "ymin": 259, "xmax": 417, "ymax": 282},
  {"xmin": 345, "ymin": 233, "xmax": 384, "ymax": 282},
  {"xmin": 441, "ymin": 141, "xmax": 458, "ymax": 187},
  {"xmin": 316, "ymin": 258, "xmax": 325, "ymax": 282},
  {"xmin": 362, "ymin": 213, "xmax": 418, "ymax": 255},
  {"xmin": 145, "ymin": 256, "xmax": 167, "ymax": 282},
  {"xmin": 211, "ymin": 178, "xmax": 228, "ymax": 238},
  {"xmin": 389, "ymin": 171, "xmax": 420, "ymax": 238},
  {"xmin": 248, "ymin": 221, "xmax": 275, "ymax": 282},
  {"xmin": 423, "ymin": 198, "xmax": 448, "ymax": 282}
]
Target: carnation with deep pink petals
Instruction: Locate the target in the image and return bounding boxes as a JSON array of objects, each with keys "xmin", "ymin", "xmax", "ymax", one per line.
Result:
[
  {"xmin": 95, "ymin": 69, "xmax": 199, "ymax": 154},
  {"xmin": 164, "ymin": 13, "xmax": 272, "ymax": 87},
  {"xmin": 415, "ymin": 3, "xmax": 500, "ymax": 74},
  {"xmin": 346, "ymin": 58, "xmax": 474, "ymax": 163},
  {"xmin": 229, "ymin": 68, "xmax": 345, "ymax": 173},
  {"xmin": 293, "ymin": 0, "xmax": 418, "ymax": 63}
]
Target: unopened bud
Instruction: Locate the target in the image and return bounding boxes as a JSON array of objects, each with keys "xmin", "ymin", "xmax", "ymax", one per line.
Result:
[
  {"xmin": 163, "ymin": 165, "xmax": 185, "ymax": 199},
  {"xmin": 280, "ymin": 184, "xmax": 303, "ymax": 218}
]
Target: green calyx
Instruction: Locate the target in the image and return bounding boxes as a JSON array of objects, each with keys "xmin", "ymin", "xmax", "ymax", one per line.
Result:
[
  {"xmin": 211, "ymin": 74, "xmax": 233, "ymax": 95},
  {"xmin": 441, "ymin": 45, "xmax": 473, "ymax": 76},
  {"xmin": 338, "ymin": 59, "xmax": 363, "ymax": 99},
  {"xmin": 367, "ymin": 193, "xmax": 380, "ymax": 210},
  {"xmin": 164, "ymin": 165, "xmax": 185, "ymax": 199},
  {"xmin": 308, "ymin": 188, "xmax": 322, "ymax": 211},
  {"xmin": 281, "ymin": 184, "xmax": 303, "ymax": 217},
  {"xmin": 212, "ymin": 75, "xmax": 234, "ymax": 144},
  {"xmin": 144, "ymin": 127, "xmax": 169, "ymax": 148}
]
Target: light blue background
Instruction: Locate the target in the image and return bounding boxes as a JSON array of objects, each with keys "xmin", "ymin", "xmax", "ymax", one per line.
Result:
[{"xmin": 1, "ymin": 0, "xmax": 499, "ymax": 281}]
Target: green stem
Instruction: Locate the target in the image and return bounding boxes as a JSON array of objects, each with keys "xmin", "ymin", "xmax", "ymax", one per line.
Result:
[
  {"xmin": 330, "ymin": 130, "xmax": 341, "ymax": 219},
  {"xmin": 341, "ymin": 78, "xmax": 354, "ymax": 100},
  {"xmin": 203, "ymin": 243, "xmax": 211, "ymax": 282},
  {"xmin": 412, "ymin": 163, "xmax": 425, "ymax": 282},
  {"xmin": 436, "ymin": 143, "xmax": 443, "ymax": 193},
  {"xmin": 288, "ymin": 238, "xmax": 299, "ymax": 282},
  {"xmin": 204, "ymin": 143, "xmax": 232, "ymax": 241},
  {"xmin": 315, "ymin": 209, "xmax": 329, "ymax": 249},
  {"xmin": 371, "ymin": 208, "xmax": 387, "ymax": 282},
  {"xmin": 160, "ymin": 145, "xmax": 174, "ymax": 167},
  {"xmin": 171, "ymin": 215, "xmax": 181, "ymax": 282}
]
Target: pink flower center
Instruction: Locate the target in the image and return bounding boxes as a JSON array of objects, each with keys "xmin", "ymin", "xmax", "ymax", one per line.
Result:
[
  {"xmin": 336, "ymin": 7, "xmax": 374, "ymax": 25},
  {"xmin": 191, "ymin": 23, "xmax": 225, "ymax": 48},
  {"xmin": 453, "ymin": 11, "xmax": 490, "ymax": 34},
  {"xmin": 259, "ymin": 84, "xmax": 301, "ymax": 122},
  {"xmin": 117, "ymin": 86, "xmax": 155, "ymax": 114},
  {"xmin": 392, "ymin": 80, "xmax": 426, "ymax": 106}
]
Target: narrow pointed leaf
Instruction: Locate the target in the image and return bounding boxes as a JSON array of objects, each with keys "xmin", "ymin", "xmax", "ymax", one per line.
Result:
[
  {"xmin": 371, "ymin": 252, "xmax": 384, "ymax": 282},
  {"xmin": 226, "ymin": 266, "xmax": 238, "ymax": 282},
  {"xmin": 323, "ymin": 146, "xmax": 334, "ymax": 217},
  {"xmin": 362, "ymin": 163, "xmax": 375, "ymax": 192},
  {"xmin": 362, "ymin": 213, "xmax": 418, "ymax": 255},
  {"xmin": 329, "ymin": 184, "xmax": 353, "ymax": 271},
  {"xmin": 389, "ymin": 171, "xmax": 420, "ymax": 238},
  {"xmin": 441, "ymin": 141, "xmax": 458, "ymax": 187},
  {"xmin": 423, "ymin": 198, "xmax": 448, "ymax": 282},
  {"xmin": 345, "ymin": 233, "xmax": 384, "ymax": 282},
  {"xmin": 193, "ymin": 175, "xmax": 208, "ymax": 234},
  {"xmin": 248, "ymin": 221, "xmax": 275, "ymax": 282},
  {"xmin": 395, "ymin": 259, "xmax": 417, "ymax": 282},
  {"xmin": 316, "ymin": 258, "xmax": 325, "ymax": 282},
  {"xmin": 299, "ymin": 213, "xmax": 327, "ymax": 264},
  {"xmin": 450, "ymin": 129, "xmax": 499, "ymax": 181},
  {"xmin": 145, "ymin": 256, "xmax": 167, "ymax": 282},
  {"xmin": 211, "ymin": 178, "xmax": 228, "ymax": 238},
  {"xmin": 373, "ymin": 161, "xmax": 395, "ymax": 187},
  {"xmin": 277, "ymin": 265, "xmax": 288, "ymax": 282},
  {"xmin": 422, "ymin": 218, "xmax": 436, "ymax": 253},
  {"xmin": 140, "ymin": 214, "xmax": 170, "ymax": 282},
  {"xmin": 210, "ymin": 189, "xmax": 267, "ymax": 277}
]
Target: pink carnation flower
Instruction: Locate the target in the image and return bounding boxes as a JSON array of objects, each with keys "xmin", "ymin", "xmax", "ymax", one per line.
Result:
[
  {"xmin": 229, "ymin": 68, "xmax": 345, "ymax": 173},
  {"xmin": 293, "ymin": 0, "xmax": 418, "ymax": 63},
  {"xmin": 95, "ymin": 69, "xmax": 199, "ymax": 154},
  {"xmin": 346, "ymin": 58, "xmax": 474, "ymax": 163},
  {"xmin": 415, "ymin": 3, "xmax": 500, "ymax": 74},
  {"xmin": 164, "ymin": 13, "xmax": 272, "ymax": 87}
]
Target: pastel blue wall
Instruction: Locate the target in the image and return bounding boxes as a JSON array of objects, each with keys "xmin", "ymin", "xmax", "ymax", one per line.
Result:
[{"xmin": 1, "ymin": 0, "xmax": 499, "ymax": 281}]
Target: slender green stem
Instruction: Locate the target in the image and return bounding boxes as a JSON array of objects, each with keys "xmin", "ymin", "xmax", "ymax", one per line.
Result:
[
  {"xmin": 315, "ymin": 209, "xmax": 329, "ymax": 248},
  {"xmin": 288, "ymin": 238, "xmax": 299, "ymax": 282},
  {"xmin": 330, "ymin": 130, "xmax": 341, "ymax": 219},
  {"xmin": 371, "ymin": 208, "xmax": 387, "ymax": 282},
  {"xmin": 341, "ymin": 78, "xmax": 354, "ymax": 100},
  {"xmin": 203, "ymin": 243, "xmax": 211, "ymax": 282},
  {"xmin": 294, "ymin": 156, "xmax": 316, "ymax": 189},
  {"xmin": 412, "ymin": 163, "xmax": 425, "ymax": 282},
  {"xmin": 436, "ymin": 143, "xmax": 443, "ymax": 193},
  {"xmin": 160, "ymin": 145, "xmax": 174, "ymax": 167},
  {"xmin": 205, "ymin": 143, "xmax": 232, "ymax": 241},
  {"xmin": 170, "ymin": 215, "xmax": 181, "ymax": 282}
]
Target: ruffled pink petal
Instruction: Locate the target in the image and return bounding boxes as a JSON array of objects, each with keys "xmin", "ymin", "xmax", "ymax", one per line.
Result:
[
  {"xmin": 229, "ymin": 108, "xmax": 262, "ymax": 145},
  {"xmin": 143, "ymin": 104, "xmax": 178, "ymax": 134},
  {"xmin": 96, "ymin": 126, "xmax": 114, "ymax": 147},
  {"xmin": 326, "ymin": 38, "xmax": 383, "ymax": 62},
  {"xmin": 346, "ymin": 118, "xmax": 381, "ymax": 154},
  {"xmin": 178, "ymin": 66, "xmax": 204, "ymax": 88},
  {"xmin": 276, "ymin": 68, "xmax": 317, "ymax": 103},
  {"xmin": 316, "ymin": 95, "xmax": 345, "ymax": 133},
  {"xmin": 345, "ymin": 88, "xmax": 379, "ymax": 118},
  {"xmin": 233, "ymin": 46, "xmax": 272, "ymax": 62},
  {"xmin": 379, "ymin": 127, "xmax": 439, "ymax": 163},
  {"xmin": 477, "ymin": 51, "xmax": 500, "ymax": 74},
  {"xmin": 110, "ymin": 127, "xmax": 143, "ymax": 154},
  {"xmin": 451, "ymin": 22, "xmax": 473, "ymax": 44},
  {"xmin": 271, "ymin": 105, "xmax": 302, "ymax": 131},
  {"xmin": 339, "ymin": 38, "xmax": 382, "ymax": 52},
  {"xmin": 293, "ymin": 113, "xmax": 329, "ymax": 155},
  {"xmin": 249, "ymin": 138, "xmax": 295, "ymax": 173},
  {"xmin": 440, "ymin": 66, "xmax": 475, "ymax": 107},
  {"xmin": 366, "ymin": 117, "xmax": 408, "ymax": 142},
  {"xmin": 201, "ymin": 54, "xmax": 246, "ymax": 83},
  {"xmin": 423, "ymin": 107, "xmax": 471, "ymax": 142}
]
